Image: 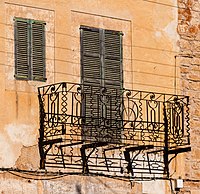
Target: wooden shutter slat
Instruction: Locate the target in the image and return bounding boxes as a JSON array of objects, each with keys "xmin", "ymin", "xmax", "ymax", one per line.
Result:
[
  {"xmin": 14, "ymin": 18, "xmax": 46, "ymax": 81},
  {"xmin": 104, "ymin": 59, "xmax": 121, "ymax": 81},
  {"xmin": 83, "ymin": 56, "xmax": 101, "ymax": 79},
  {"xmin": 104, "ymin": 30, "xmax": 123, "ymax": 139},
  {"xmin": 15, "ymin": 20, "xmax": 29, "ymax": 79},
  {"xmin": 82, "ymin": 30, "xmax": 100, "ymax": 55},
  {"xmin": 104, "ymin": 31, "xmax": 122, "ymax": 85},
  {"xmin": 82, "ymin": 28, "xmax": 101, "ymax": 83},
  {"xmin": 81, "ymin": 28, "xmax": 101, "ymax": 129},
  {"xmin": 105, "ymin": 32, "xmax": 121, "ymax": 59},
  {"xmin": 32, "ymin": 22, "xmax": 45, "ymax": 81},
  {"xmin": 82, "ymin": 83, "xmax": 100, "ymax": 140}
]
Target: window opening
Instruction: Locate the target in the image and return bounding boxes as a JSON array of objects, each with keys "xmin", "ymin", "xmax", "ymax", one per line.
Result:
[{"xmin": 14, "ymin": 18, "xmax": 46, "ymax": 81}]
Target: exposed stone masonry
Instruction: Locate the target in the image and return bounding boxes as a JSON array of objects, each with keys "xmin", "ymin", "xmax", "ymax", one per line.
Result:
[{"xmin": 178, "ymin": 0, "xmax": 200, "ymax": 193}]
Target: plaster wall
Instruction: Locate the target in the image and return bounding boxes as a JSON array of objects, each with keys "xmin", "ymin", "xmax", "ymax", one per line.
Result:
[{"xmin": 0, "ymin": 0, "xmax": 193, "ymax": 193}]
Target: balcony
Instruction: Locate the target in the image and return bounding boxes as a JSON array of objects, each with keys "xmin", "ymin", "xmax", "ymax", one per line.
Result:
[{"xmin": 38, "ymin": 82, "xmax": 190, "ymax": 180}]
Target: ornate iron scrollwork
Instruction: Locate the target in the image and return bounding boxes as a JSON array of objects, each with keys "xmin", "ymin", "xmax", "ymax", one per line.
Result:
[{"xmin": 38, "ymin": 82, "xmax": 191, "ymax": 180}]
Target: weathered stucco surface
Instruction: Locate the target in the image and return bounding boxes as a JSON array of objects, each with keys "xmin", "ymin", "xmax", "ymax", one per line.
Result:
[
  {"xmin": 0, "ymin": 2, "xmax": 55, "ymax": 169},
  {"xmin": 0, "ymin": 174, "xmax": 143, "ymax": 194},
  {"xmin": 0, "ymin": 0, "xmax": 198, "ymax": 193}
]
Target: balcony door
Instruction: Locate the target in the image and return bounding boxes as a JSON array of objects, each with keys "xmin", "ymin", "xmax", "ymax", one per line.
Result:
[{"xmin": 80, "ymin": 26, "xmax": 123, "ymax": 143}]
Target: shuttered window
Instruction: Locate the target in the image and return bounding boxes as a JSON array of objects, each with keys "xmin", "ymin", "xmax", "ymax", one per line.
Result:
[
  {"xmin": 14, "ymin": 18, "xmax": 46, "ymax": 81},
  {"xmin": 80, "ymin": 26, "xmax": 123, "ymax": 141}
]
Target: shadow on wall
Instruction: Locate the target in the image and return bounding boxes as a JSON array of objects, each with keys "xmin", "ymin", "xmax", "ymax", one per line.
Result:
[{"xmin": 76, "ymin": 184, "xmax": 82, "ymax": 194}]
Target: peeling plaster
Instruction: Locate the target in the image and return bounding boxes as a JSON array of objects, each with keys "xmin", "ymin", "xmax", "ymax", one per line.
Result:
[
  {"xmin": 163, "ymin": 19, "xmax": 179, "ymax": 50},
  {"xmin": 0, "ymin": 135, "xmax": 17, "ymax": 167},
  {"xmin": 163, "ymin": 4, "xmax": 179, "ymax": 51},
  {"xmin": 152, "ymin": 2, "xmax": 179, "ymax": 52},
  {"xmin": 5, "ymin": 123, "xmax": 37, "ymax": 146},
  {"xmin": 0, "ymin": 124, "xmax": 38, "ymax": 167},
  {"xmin": 15, "ymin": 145, "xmax": 39, "ymax": 170},
  {"xmin": 155, "ymin": 31, "xmax": 162, "ymax": 38},
  {"xmin": 142, "ymin": 180, "xmax": 166, "ymax": 194},
  {"xmin": 164, "ymin": 20, "xmax": 177, "ymax": 39}
]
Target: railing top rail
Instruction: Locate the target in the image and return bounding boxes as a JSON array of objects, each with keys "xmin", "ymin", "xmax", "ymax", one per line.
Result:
[{"xmin": 38, "ymin": 82, "xmax": 189, "ymax": 103}]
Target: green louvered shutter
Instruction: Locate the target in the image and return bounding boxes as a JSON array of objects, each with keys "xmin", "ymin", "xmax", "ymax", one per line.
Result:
[
  {"xmin": 32, "ymin": 21, "xmax": 46, "ymax": 81},
  {"xmin": 80, "ymin": 26, "xmax": 123, "ymax": 142},
  {"xmin": 15, "ymin": 18, "xmax": 46, "ymax": 81},
  {"xmin": 14, "ymin": 19, "xmax": 29, "ymax": 79},
  {"xmin": 104, "ymin": 30, "xmax": 123, "ymax": 141},
  {"xmin": 81, "ymin": 27, "xmax": 101, "ymax": 86},
  {"xmin": 104, "ymin": 30, "xmax": 123, "ymax": 90},
  {"xmin": 81, "ymin": 27, "xmax": 101, "ymax": 140}
]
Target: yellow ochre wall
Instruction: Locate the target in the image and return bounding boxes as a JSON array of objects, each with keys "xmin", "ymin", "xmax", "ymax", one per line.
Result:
[{"xmin": 0, "ymin": 0, "xmax": 199, "ymax": 193}]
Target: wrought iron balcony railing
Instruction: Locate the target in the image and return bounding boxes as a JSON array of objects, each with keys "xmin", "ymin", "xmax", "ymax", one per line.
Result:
[{"xmin": 38, "ymin": 82, "xmax": 190, "ymax": 180}]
